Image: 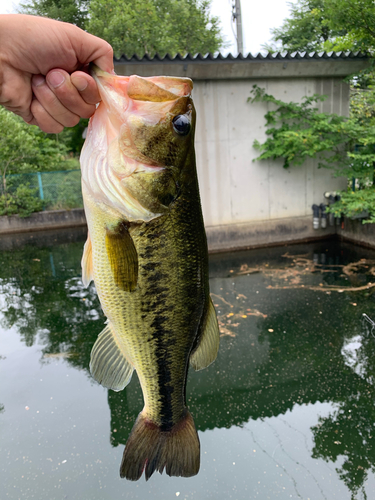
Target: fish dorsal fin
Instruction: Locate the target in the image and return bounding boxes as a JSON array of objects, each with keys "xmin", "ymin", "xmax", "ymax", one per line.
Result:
[
  {"xmin": 81, "ymin": 232, "xmax": 94, "ymax": 287},
  {"xmin": 190, "ymin": 297, "xmax": 220, "ymax": 371},
  {"xmin": 106, "ymin": 222, "xmax": 138, "ymax": 292},
  {"xmin": 90, "ymin": 322, "xmax": 134, "ymax": 391}
]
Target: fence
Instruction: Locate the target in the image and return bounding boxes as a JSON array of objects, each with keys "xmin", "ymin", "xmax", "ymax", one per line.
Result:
[{"xmin": 4, "ymin": 170, "xmax": 83, "ymax": 211}]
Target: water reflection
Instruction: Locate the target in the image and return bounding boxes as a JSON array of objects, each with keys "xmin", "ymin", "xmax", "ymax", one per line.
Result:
[
  {"xmin": 311, "ymin": 321, "xmax": 375, "ymax": 498},
  {"xmin": 1, "ymin": 235, "xmax": 375, "ymax": 498}
]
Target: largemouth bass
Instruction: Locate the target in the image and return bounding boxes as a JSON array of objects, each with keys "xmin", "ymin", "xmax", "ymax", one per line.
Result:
[{"xmin": 80, "ymin": 67, "xmax": 220, "ymax": 481}]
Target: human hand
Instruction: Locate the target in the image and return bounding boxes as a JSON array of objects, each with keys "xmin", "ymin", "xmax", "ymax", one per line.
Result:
[{"xmin": 0, "ymin": 14, "xmax": 113, "ymax": 133}]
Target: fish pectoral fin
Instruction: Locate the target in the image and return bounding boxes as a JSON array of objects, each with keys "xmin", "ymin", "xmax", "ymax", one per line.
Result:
[
  {"xmin": 106, "ymin": 222, "xmax": 138, "ymax": 292},
  {"xmin": 81, "ymin": 232, "xmax": 94, "ymax": 287},
  {"xmin": 90, "ymin": 322, "xmax": 134, "ymax": 391},
  {"xmin": 190, "ymin": 297, "xmax": 220, "ymax": 371}
]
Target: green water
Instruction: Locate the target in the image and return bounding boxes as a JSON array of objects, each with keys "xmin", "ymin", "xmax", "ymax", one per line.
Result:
[{"xmin": 1, "ymin": 231, "xmax": 375, "ymax": 499}]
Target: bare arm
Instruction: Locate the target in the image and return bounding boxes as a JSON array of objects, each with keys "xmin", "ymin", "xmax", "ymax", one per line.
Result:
[{"xmin": 0, "ymin": 14, "xmax": 113, "ymax": 133}]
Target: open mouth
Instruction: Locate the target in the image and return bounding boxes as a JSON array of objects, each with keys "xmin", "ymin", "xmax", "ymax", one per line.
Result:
[{"xmin": 90, "ymin": 65, "xmax": 192, "ymax": 102}]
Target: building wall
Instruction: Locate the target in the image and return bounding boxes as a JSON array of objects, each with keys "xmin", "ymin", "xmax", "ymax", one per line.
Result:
[
  {"xmin": 114, "ymin": 55, "xmax": 368, "ymax": 249},
  {"xmin": 192, "ymin": 77, "xmax": 349, "ymax": 227}
]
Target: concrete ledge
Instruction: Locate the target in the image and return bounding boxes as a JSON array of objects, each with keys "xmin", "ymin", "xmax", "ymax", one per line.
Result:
[
  {"xmin": 0, "ymin": 209, "xmax": 86, "ymax": 234},
  {"xmin": 3, "ymin": 210, "xmax": 375, "ymax": 253},
  {"xmin": 338, "ymin": 218, "xmax": 375, "ymax": 248},
  {"xmin": 0, "ymin": 211, "xmax": 335, "ymax": 252},
  {"xmin": 205, "ymin": 216, "xmax": 335, "ymax": 253}
]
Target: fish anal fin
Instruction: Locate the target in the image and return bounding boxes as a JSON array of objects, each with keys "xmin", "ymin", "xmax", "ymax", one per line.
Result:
[
  {"xmin": 90, "ymin": 322, "xmax": 134, "ymax": 392},
  {"xmin": 120, "ymin": 410, "xmax": 200, "ymax": 480},
  {"xmin": 106, "ymin": 222, "xmax": 138, "ymax": 292},
  {"xmin": 81, "ymin": 232, "xmax": 94, "ymax": 288},
  {"xmin": 190, "ymin": 297, "xmax": 220, "ymax": 371}
]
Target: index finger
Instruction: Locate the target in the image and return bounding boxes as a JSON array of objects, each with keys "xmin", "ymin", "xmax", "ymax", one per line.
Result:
[
  {"xmin": 71, "ymin": 71, "xmax": 101, "ymax": 105},
  {"xmin": 72, "ymin": 29, "xmax": 114, "ymax": 73}
]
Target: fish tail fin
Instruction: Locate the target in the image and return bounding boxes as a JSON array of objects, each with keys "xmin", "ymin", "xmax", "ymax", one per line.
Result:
[{"xmin": 120, "ymin": 409, "xmax": 200, "ymax": 481}]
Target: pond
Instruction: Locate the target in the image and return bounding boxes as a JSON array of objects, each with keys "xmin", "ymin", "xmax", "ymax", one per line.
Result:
[{"xmin": 1, "ymin": 230, "xmax": 375, "ymax": 500}]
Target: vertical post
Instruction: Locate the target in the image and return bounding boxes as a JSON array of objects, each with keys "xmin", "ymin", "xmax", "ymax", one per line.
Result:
[
  {"xmin": 49, "ymin": 253, "xmax": 56, "ymax": 277},
  {"xmin": 233, "ymin": 0, "xmax": 244, "ymax": 55},
  {"xmin": 37, "ymin": 172, "xmax": 44, "ymax": 200}
]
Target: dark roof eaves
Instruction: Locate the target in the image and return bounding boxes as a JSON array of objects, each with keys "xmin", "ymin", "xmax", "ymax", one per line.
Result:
[{"xmin": 114, "ymin": 51, "xmax": 369, "ymax": 64}]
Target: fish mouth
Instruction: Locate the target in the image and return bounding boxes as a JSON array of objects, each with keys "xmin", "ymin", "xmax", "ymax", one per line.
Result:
[
  {"xmin": 89, "ymin": 65, "xmax": 193, "ymax": 169},
  {"xmin": 81, "ymin": 67, "xmax": 194, "ymax": 222},
  {"xmin": 90, "ymin": 65, "xmax": 193, "ymax": 103}
]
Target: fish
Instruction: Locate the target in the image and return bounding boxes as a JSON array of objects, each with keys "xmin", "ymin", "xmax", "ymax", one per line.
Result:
[{"xmin": 80, "ymin": 67, "xmax": 220, "ymax": 481}]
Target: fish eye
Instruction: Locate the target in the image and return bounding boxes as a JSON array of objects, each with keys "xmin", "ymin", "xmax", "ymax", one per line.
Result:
[{"xmin": 172, "ymin": 114, "xmax": 191, "ymax": 136}]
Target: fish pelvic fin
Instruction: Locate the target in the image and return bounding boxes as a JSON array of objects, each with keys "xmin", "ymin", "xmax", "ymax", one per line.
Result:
[
  {"xmin": 81, "ymin": 232, "xmax": 94, "ymax": 287},
  {"xmin": 106, "ymin": 222, "xmax": 138, "ymax": 292},
  {"xmin": 120, "ymin": 410, "xmax": 200, "ymax": 481},
  {"xmin": 190, "ymin": 297, "xmax": 220, "ymax": 371},
  {"xmin": 90, "ymin": 322, "xmax": 134, "ymax": 391}
]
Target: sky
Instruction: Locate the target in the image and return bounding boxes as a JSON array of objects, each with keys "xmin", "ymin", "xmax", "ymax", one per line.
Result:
[{"xmin": 0, "ymin": 0, "xmax": 296, "ymax": 55}]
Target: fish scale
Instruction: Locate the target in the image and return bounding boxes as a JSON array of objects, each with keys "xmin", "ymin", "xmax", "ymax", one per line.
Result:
[{"xmin": 80, "ymin": 68, "xmax": 220, "ymax": 481}]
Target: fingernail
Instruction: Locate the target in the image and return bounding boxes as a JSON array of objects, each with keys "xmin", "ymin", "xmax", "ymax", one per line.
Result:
[
  {"xmin": 32, "ymin": 74, "xmax": 45, "ymax": 87},
  {"xmin": 72, "ymin": 75, "xmax": 88, "ymax": 92},
  {"xmin": 47, "ymin": 71, "xmax": 65, "ymax": 88}
]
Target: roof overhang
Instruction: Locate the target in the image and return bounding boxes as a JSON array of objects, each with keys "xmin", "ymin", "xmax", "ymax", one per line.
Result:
[{"xmin": 114, "ymin": 52, "xmax": 371, "ymax": 80}]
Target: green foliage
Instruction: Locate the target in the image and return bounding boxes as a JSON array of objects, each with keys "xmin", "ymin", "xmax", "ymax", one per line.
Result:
[
  {"xmin": 326, "ymin": 189, "xmax": 375, "ymax": 223},
  {"xmin": 46, "ymin": 170, "xmax": 83, "ymax": 210},
  {"xmin": 267, "ymin": 0, "xmax": 375, "ymax": 54},
  {"xmin": 248, "ymin": 85, "xmax": 375, "ymax": 172},
  {"xmin": 0, "ymin": 108, "xmax": 80, "ymax": 217},
  {"xmin": 18, "ymin": 0, "xmax": 90, "ymax": 29},
  {"xmin": 56, "ymin": 118, "xmax": 88, "ymax": 156},
  {"xmin": 19, "ymin": 0, "xmax": 224, "ymax": 58},
  {"xmin": 265, "ymin": 0, "xmax": 343, "ymax": 53},
  {"xmin": 249, "ymin": 85, "xmax": 375, "ymax": 222},
  {"xmin": 264, "ymin": 0, "xmax": 375, "ymax": 224},
  {"xmin": 87, "ymin": 0, "xmax": 223, "ymax": 58},
  {"xmin": 0, "ymin": 184, "xmax": 45, "ymax": 217},
  {"xmin": 0, "ymin": 107, "xmax": 68, "ymax": 182},
  {"xmin": 320, "ymin": 0, "xmax": 375, "ymax": 53}
]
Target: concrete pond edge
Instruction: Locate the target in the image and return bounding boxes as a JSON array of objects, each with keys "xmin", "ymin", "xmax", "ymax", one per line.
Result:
[{"xmin": 1, "ymin": 210, "xmax": 374, "ymax": 252}]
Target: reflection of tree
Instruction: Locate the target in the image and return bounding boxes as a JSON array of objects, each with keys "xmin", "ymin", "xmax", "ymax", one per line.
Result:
[
  {"xmin": 311, "ymin": 323, "xmax": 375, "ymax": 499},
  {"xmin": 3, "ymin": 237, "xmax": 375, "ymax": 498},
  {"xmin": 0, "ymin": 241, "xmax": 103, "ymax": 365}
]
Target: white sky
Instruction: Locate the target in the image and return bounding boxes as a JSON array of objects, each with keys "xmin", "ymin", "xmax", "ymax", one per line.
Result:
[{"xmin": 0, "ymin": 0, "xmax": 296, "ymax": 55}]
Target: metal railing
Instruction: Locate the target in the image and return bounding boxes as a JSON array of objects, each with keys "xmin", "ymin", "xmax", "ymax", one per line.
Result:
[{"xmin": 4, "ymin": 170, "xmax": 83, "ymax": 210}]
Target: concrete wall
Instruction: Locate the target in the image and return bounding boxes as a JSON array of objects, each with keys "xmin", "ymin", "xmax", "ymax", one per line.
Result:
[
  {"xmin": 115, "ymin": 55, "xmax": 369, "ymax": 239},
  {"xmin": 338, "ymin": 218, "xmax": 375, "ymax": 248},
  {"xmin": 193, "ymin": 77, "xmax": 349, "ymax": 227}
]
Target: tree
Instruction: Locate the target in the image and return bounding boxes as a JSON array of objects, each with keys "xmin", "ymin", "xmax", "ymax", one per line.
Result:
[
  {"xmin": 0, "ymin": 107, "xmax": 67, "ymax": 183},
  {"xmin": 321, "ymin": 0, "xmax": 375, "ymax": 53},
  {"xmin": 19, "ymin": 0, "xmax": 90, "ymax": 29},
  {"xmin": 258, "ymin": 0, "xmax": 375, "ymax": 224},
  {"xmin": 0, "ymin": 107, "xmax": 73, "ymax": 216},
  {"xmin": 19, "ymin": 0, "xmax": 224, "ymax": 58},
  {"xmin": 248, "ymin": 85, "xmax": 375, "ymax": 222},
  {"xmin": 265, "ymin": 0, "xmax": 340, "ymax": 53},
  {"xmin": 266, "ymin": 0, "xmax": 375, "ymax": 54}
]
